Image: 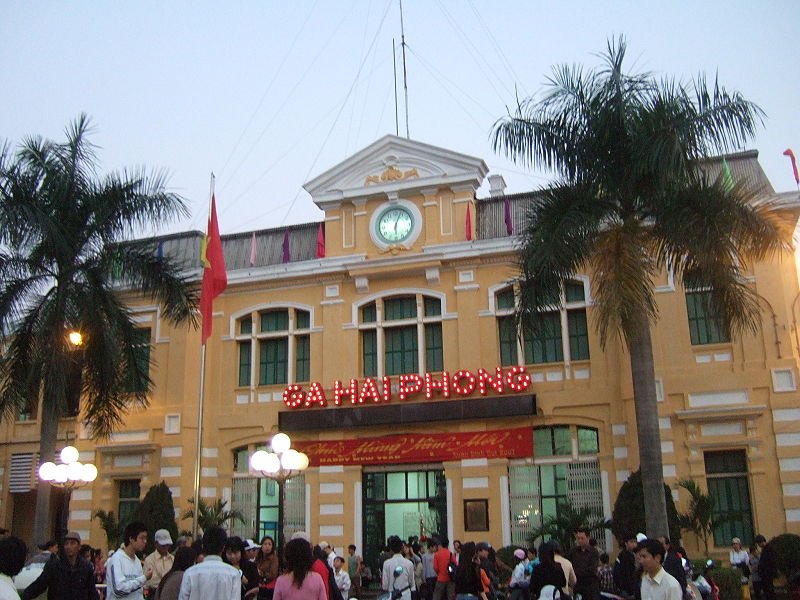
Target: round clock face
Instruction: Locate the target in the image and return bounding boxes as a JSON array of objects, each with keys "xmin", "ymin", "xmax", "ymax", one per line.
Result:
[{"xmin": 377, "ymin": 206, "xmax": 414, "ymax": 243}]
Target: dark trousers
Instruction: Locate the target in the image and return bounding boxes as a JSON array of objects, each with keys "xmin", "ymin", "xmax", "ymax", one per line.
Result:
[
  {"xmin": 424, "ymin": 577, "xmax": 437, "ymax": 600},
  {"xmin": 575, "ymin": 578, "xmax": 600, "ymax": 600}
]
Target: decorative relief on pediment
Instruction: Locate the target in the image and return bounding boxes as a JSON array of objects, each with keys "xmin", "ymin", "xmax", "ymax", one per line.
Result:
[
  {"xmin": 364, "ymin": 166, "xmax": 420, "ymax": 186},
  {"xmin": 377, "ymin": 243, "xmax": 412, "ymax": 255}
]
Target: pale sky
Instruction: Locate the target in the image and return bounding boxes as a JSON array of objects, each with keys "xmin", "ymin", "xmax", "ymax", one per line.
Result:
[{"xmin": 3, "ymin": 1, "xmax": 798, "ymax": 237}]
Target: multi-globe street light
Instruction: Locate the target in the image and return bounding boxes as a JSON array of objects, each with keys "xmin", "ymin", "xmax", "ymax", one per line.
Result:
[
  {"xmin": 38, "ymin": 445, "xmax": 98, "ymax": 538},
  {"xmin": 249, "ymin": 432, "xmax": 309, "ymax": 550}
]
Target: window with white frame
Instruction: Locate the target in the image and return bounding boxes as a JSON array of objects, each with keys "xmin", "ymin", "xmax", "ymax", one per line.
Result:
[
  {"xmin": 235, "ymin": 308, "xmax": 311, "ymax": 387},
  {"xmin": 496, "ymin": 281, "xmax": 590, "ymax": 366},
  {"xmin": 509, "ymin": 425, "xmax": 603, "ymax": 548},
  {"xmin": 360, "ymin": 294, "xmax": 443, "ymax": 377}
]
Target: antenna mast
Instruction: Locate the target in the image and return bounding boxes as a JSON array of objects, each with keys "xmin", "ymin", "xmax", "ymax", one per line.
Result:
[
  {"xmin": 393, "ymin": 39, "xmax": 399, "ymax": 136},
  {"xmin": 399, "ymin": 0, "xmax": 410, "ymax": 138}
]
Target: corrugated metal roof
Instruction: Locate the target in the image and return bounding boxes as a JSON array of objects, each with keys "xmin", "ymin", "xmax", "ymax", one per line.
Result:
[{"xmin": 136, "ymin": 152, "xmax": 776, "ymax": 266}]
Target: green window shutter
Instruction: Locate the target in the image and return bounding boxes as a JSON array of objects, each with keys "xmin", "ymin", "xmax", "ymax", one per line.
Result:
[
  {"xmin": 425, "ymin": 323, "xmax": 443, "ymax": 372},
  {"xmin": 524, "ymin": 312, "xmax": 563, "ymax": 364},
  {"xmin": 239, "ymin": 316, "xmax": 253, "ymax": 335},
  {"xmin": 565, "ymin": 281, "xmax": 586, "ymax": 302},
  {"xmin": 295, "ymin": 310, "xmax": 310, "ymax": 330},
  {"xmin": 384, "ymin": 297, "xmax": 416, "ymax": 320},
  {"xmin": 497, "ymin": 288, "xmax": 515, "ymax": 310},
  {"xmin": 362, "ymin": 330, "xmax": 377, "ymax": 377},
  {"xmin": 260, "ymin": 310, "xmax": 289, "ymax": 332},
  {"xmin": 686, "ymin": 291, "xmax": 729, "ymax": 345},
  {"xmin": 567, "ymin": 309, "xmax": 590, "ymax": 360},
  {"xmin": 259, "ymin": 338, "xmax": 288, "ymax": 385},
  {"xmin": 704, "ymin": 450, "xmax": 754, "ymax": 546},
  {"xmin": 385, "ymin": 326, "xmax": 418, "ymax": 375},
  {"xmin": 238, "ymin": 342, "xmax": 251, "ymax": 386},
  {"xmin": 361, "ymin": 303, "xmax": 377, "ymax": 323},
  {"xmin": 424, "ymin": 297, "xmax": 442, "ymax": 317},
  {"xmin": 295, "ymin": 335, "xmax": 310, "ymax": 382},
  {"xmin": 498, "ymin": 315, "xmax": 517, "ymax": 366}
]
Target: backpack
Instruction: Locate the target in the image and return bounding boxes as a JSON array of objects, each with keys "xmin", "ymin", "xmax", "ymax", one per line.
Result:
[{"xmin": 447, "ymin": 554, "xmax": 458, "ymax": 580}]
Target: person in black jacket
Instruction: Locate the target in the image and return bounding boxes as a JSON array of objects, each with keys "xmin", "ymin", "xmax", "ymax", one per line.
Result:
[
  {"xmin": 530, "ymin": 543, "xmax": 566, "ymax": 600},
  {"xmin": 660, "ymin": 537, "xmax": 687, "ymax": 595},
  {"xmin": 613, "ymin": 534, "xmax": 638, "ymax": 599},
  {"xmin": 22, "ymin": 530, "xmax": 99, "ymax": 600},
  {"xmin": 224, "ymin": 536, "xmax": 260, "ymax": 600}
]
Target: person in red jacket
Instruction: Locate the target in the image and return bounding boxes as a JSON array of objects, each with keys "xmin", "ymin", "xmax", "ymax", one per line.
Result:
[{"xmin": 432, "ymin": 536, "xmax": 454, "ymax": 600}]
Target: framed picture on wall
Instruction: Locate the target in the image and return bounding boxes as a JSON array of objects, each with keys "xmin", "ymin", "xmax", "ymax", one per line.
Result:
[{"xmin": 464, "ymin": 499, "xmax": 489, "ymax": 531}]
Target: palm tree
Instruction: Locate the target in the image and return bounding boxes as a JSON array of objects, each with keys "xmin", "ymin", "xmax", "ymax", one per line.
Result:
[
  {"xmin": 181, "ymin": 498, "xmax": 245, "ymax": 533},
  {"xmin": 94, "ymin": 509, "xmax": 125, "ymax": 551},
  {"xmin": 677, "ymin": 479, "xmax": 729, "ymax": 557},
  {"xmin": 0, "ymin": 115, "xmax": 198, "ymax": 546},
  {"xmin": 527, "ymin": 501, "xmax": 607, "ymax": 553},
  {"xmin": 492, "ymin": 38, "xmax": 793, "ymax": 537}
]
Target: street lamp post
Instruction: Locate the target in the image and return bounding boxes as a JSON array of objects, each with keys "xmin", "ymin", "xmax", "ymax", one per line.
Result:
[
  {"xmin": 249, "ymin": 433, "xmax": 309, "ymax": 552},
  {"xmin": 38, "ymin": 445, "xmax": 98, "ymax": 539}
]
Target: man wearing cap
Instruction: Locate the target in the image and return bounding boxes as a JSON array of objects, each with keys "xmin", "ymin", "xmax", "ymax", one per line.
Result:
[
  {"xmin": 22, "ymin": 531, "xmax": 100, "ymax": 600},
  {"xmin": 144, "ymin": 529, "xmax": 175, "ymax": 594},
  {"xmin": 244, "ymin": 539, "xmax": 260, "ymax": 562},
  {"xmin": 320, "ymin": 541, "xmax": 337, "ymax": 568}
]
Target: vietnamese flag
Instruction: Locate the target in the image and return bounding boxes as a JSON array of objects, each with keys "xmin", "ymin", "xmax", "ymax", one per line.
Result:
[
  {"xmin": 466, "ymin": 204, "xmax": 473, "ymax": 241},
  {"xmin": 199, "ymin": 194, "xmax": 227, "ymax": 344},
  {"xmin": 316, "ymin": 222, "xmax": 325, "ymax": 258},
  {"xmin": 784, "ymin": 149, "xmax": 799, "ymax": 185}
]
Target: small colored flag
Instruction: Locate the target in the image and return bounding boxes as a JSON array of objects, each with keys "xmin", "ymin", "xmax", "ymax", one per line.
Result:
[
  {"xmin": 465, "ymin": 205, "xmax": 473, "ymax": 241},
  {"xmin": 199, "ymin": 194, "xmax": 227, "ymax": 344},
  {"xmin": 249, "ymin": 232, "xmax": 257, "ymax": 267},
  {"xmin": 316, "ymin": 223, "xmax": 325, "ymax": 259},
  {"xmin": 282, "ymin": 229, "xmax": 291, "ymax": 263},
  {"xmin": 784, "ymin": 149, "xmax": 799, "ymax": 185},
  {"xmin": 504, "ymin": 196, "xmax": 513, "ymax": 235},
  {"xmin": 721, "ymin": 157, "xmax": 734, "ymax": 192}
]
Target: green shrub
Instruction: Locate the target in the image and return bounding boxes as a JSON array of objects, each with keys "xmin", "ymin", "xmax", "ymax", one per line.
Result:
[
  {"xmin": 713, "ymin": 567, "xmax": 743, "ymax": 600},
  {"xmin": 611, "ymin": 470, "xmax": 681, "ymax": 543},
  {"xmin": 131, "ymin": 481, "xmax": 178, "ymax": 555},
  {"xmin": 496, "ymin": 545, "xmax": 519, "ymax": 578}
]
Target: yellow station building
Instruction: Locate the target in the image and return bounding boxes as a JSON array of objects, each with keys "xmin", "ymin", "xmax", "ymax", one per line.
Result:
[{"xmin": 2, "ymin": 135, "xmax": 800, "ymax": 565}]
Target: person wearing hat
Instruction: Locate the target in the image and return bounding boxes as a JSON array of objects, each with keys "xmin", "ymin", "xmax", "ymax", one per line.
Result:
[
  {"xmin": 145, "ymin": 529, "xmax": 175, "ymax": 594},
  {"xmin": 319, "ymin": 541, "xmax": 337, "ymax": 569},
  {"xmin": 729, "ymin": 537, "xmax": 750, "ymax": 584},
  {"xmin": 508, "ymin": 548, "xmax": 529, "ymax": 600},
  {"xmin": 244, "ymin": 540, "xmax": 259, "ymax": 563},
  {"xmin": 21, "ymin": 531, "xmax": 99, "ymax": 600}
]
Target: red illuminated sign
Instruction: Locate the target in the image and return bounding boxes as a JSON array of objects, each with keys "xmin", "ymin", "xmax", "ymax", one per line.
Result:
[
  {"xmin": 282, "ymin": 366, "xmax": 532, "ymax": 409},
  {"xmin": 293, "ymin": 427, "xmax": 533, "ymax": 465}
]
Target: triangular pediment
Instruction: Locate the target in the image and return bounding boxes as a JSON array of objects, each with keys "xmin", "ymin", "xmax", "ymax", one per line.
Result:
[{"xmin": 304, "ymin": 135, "xmax": 489, "ymax": 208}]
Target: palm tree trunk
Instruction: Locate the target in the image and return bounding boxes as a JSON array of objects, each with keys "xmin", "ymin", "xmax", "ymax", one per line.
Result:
[
  {"xmin": 627, "ymin": 310, "xmax": 670, "ymax": 538},
  {"xmin": 32, "ymin": 396, "xmax": 59, "ymax": 547}
]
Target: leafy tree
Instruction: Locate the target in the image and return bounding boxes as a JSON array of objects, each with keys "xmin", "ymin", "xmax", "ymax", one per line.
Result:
[
  {"xmin": 132, "ymin": 481, "xmax": 178, "ymax": 554},
  {"xmin": 766, "ymin": 534, "xmax": 800, "ymax": 578},
  {"xmin": 94, "ymin": 509, "xmax": 125, "ymax": 551},
  {"xmin": 181, "ymin": 498, "xmax": 245, "ymax": 533},
  {"xmin": 611, "ymin": 470, "xmax": 680, "ymax": 544},
  {"xmin": 0, "ymin": 115, "xmax": 198, "ymax": 547},
  {"xmin": 492, "ymin": 38, "xmax": 792, "ymax": 536},
  {"xmin": 527, "ymin": 500, "xmax": 607, "ymax": 552}
]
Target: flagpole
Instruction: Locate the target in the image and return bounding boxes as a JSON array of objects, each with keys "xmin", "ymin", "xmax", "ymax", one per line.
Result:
[{"xmin": 192, "ymin": 173, "xmax": 215, "ymax": 538}]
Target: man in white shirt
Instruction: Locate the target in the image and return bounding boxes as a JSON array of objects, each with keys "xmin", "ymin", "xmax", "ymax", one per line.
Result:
[
  {"xmin": 551, "ymin": 541, "xmax": 576, "ymax": 598},
  {"xmin": 179, "ymin": 526, "xmax": 240, "ymax": 600},
  {"xmin": 637, "ymin": 539, "xmax": 682, "ymax": 600},
  {"xmin": 106, "ymin": 521, "xmax": 153, "ymax": 600},
  {"xmin": 382, "ymin": 536, "xmax": 415, "ymax": 600},
  {"xmin": 0, "ymin": 535, "xmax": 27, "ymax": 600},
  {"xmin": 333, "ymin": 556, "xmax": 352, "ymax": 600}
]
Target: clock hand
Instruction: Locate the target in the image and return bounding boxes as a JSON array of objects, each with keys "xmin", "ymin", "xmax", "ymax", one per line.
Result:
[{"xmin": 394, "ymin": 214, "xmax": 400, "ymax": 232}]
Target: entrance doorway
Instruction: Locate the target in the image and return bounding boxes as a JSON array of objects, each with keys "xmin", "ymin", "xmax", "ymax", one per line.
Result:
[{"xmin": 363, "ymin": 468, "xmax": 447, "ymax": 580}]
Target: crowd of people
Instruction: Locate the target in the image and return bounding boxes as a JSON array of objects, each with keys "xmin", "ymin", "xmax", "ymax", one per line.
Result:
[{"xmin": 0, "ymin": 526, "xmax": 793, "ymax": 600}]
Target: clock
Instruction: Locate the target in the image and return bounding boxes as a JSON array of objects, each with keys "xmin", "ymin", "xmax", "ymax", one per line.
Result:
[{"xmin": 376, "ymin": 206, "xmax": 414, "ymax": 243}]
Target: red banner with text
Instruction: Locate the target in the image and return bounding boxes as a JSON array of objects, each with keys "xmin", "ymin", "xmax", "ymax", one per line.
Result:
[{"xmin": 293, "ymin": 427, "xmax": 533, "ymax": 466}]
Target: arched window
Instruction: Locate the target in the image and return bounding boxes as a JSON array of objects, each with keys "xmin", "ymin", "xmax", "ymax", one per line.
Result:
[
  {"xmin": 496, "ymin": 280, "xmax": 589, "ymax": 366},
  {"xmin": 235, "ymin": 308, "xmax": 311, "ymax": 387},
  {"xmin": 359, "ymin": 294, "xmax": 443, "ymax": 377}
]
